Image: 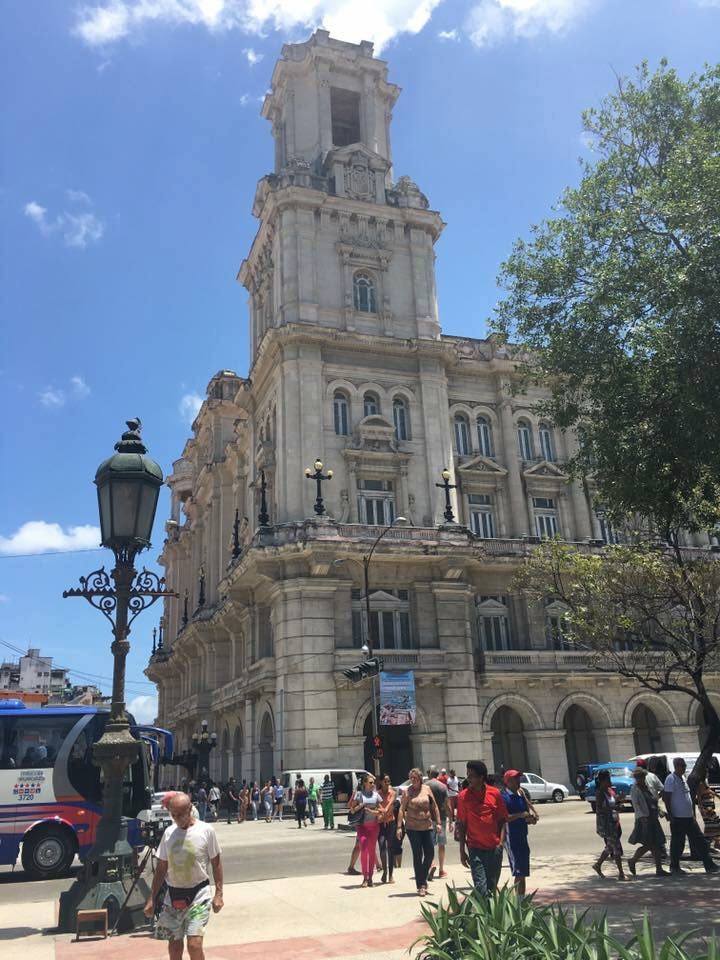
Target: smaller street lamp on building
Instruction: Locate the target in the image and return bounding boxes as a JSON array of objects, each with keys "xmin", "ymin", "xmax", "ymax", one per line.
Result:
[
  {"xmin": 436, "ymin": 468, "xmax": 457, "ymax": 523},
  {"xmin": 191, "ymin": 720, "xmax": 218, "ymax": 779},
  {"xmin": 305, "ymin": 459, "xmax": 333, "ymax": 516}
]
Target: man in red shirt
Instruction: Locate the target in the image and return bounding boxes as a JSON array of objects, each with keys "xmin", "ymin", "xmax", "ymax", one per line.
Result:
[{"xmin": 456, "ymin": 760, "xmax": 508, "ymax": 895}]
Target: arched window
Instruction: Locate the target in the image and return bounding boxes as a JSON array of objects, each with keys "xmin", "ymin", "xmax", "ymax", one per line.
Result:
[
  {"xmin": 454, "ymin": 414, "xmax": 471, "ymax": 455},
  {"xmin": 517, "ymin": 420, "xmax": 533, "ymax": 461},
  {"xmin": 393, "ymin": 397, "xmax": 409, "ymax": 441},
  {"xmin": 363, "ymin": 392, "xmax": 380, "ymax": 417},
  {"xmin": 333, "ymin": 391, "xmax": 349, "ymax": 436},
  {"xmin": 539, "ymin": 423, "xmax": 555, "ymax": 462},
  {"xmin": 476, "ymin": 416, "xmax": 493, "ymax": 457},
  {"xmin": 353, "ymin": 272, "xmax": 377, "ymax": 313}
]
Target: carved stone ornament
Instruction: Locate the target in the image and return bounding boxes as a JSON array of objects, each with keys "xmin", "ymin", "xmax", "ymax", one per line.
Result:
[
  {"xmin": 454, "ymin": 339, "xmax": 491, "ymax": 362},
  {"xmin": 387, "ymin": 175, "xmax": 429, "ymax": 210},
  {"xmin": 345, "ymin": 162, "xmax": 377, "ymax": 201}
]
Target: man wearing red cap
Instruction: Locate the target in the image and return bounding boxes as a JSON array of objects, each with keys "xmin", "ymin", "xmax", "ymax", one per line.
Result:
[{"xmin": 456, "ymin": 760, "xmax": 508, "ymax": 896}]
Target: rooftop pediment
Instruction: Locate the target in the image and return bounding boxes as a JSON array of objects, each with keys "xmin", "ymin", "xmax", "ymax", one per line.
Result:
[
  {"xmin": 523, "ymin": 460, "xmax": 568, "ymax": 480},
  {"xmin": 458, "ymin": 456, "xmax": 508, "ymax": 476}
]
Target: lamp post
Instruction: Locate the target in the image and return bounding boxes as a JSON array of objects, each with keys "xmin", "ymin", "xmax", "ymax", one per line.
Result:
[
  {"xmin": 436, "ymin": 468, "xmax": 457, "ymax": 523},
  {"xmin": 334, "ymin": 517, "xmax": 407, "ymax": 776},
  {"xmin": 257, "ymin": 469, "xmax": 270, "ymax": 527},
  {"xmin": 305, "ymin": 459, "xmax": 333, "ymax": 516},
  {"xmin": 58, "ymin": 419, "xmax": 176, "ymax": 933},
  {"xmin": 192, "ymin": 720, "xmax": 218, "ymax": 779}
]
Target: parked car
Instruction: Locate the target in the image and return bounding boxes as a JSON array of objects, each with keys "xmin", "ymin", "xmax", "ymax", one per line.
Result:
[
  {"xmin": 583, "ymin": 763, "xmax": 636, "ymax": 811},
  {"xmin": 518, "ymin": 773, "xmax": 569, "ymax": 803},
  {"xmin": 281, "ymin": 769, "xmax": 369, "ymax": 809}
]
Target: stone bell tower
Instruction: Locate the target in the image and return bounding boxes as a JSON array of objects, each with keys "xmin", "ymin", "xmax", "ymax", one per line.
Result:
[{"xmin": 239, "ymin": 29, "xmax": 445, "ymax": 360}]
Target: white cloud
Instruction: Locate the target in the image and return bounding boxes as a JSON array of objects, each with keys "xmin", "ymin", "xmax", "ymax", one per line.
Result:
[
  {"xmin": 179, "ymin": 391, "xmax": 204, "ymax": 425},
  {"xmin": 128, "ymin": 694, "xmax": 158, "ymax": 724},
  {"xmin": 243, "ymin": 46, "xmax": 263, "ymax": 65},
  {"xmin": 239, "ymin": 92, "xmax": 251, "ymax": 106},
  {"xmin": 73, "ymin": 0, "xmax": 443, "ymax": 52},
  {"xmin": 437, "ymin": 27, "xmax": 458, "ymax": 39},
  {"xmin": 24, "ymin": 193, "xmax": 105, "ymax": 249},
  {"xmin": 466, "ymin": 0, "xmax": 594, "ymax": 47},
  {"xmin": 0, "ymin": 594, "xmax": 9, "ymax": 604},
  {"xmin": 39, "ymin": 386, "xmax": 66, "ymax": 408},
  {"xmin": 0, "ymin": 521, "xmax": 101, "ymax": 556},
  {"xmin": 71, "ymin": 375, "xmax": 91, "ymax": 398}
]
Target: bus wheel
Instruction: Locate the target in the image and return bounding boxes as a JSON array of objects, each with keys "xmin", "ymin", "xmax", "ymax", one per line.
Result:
[{"xmin": 22, "ymin": 826, "xmax": 75, "ymax": 879}]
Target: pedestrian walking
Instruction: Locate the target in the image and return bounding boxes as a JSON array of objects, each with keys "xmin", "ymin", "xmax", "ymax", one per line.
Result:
[
  {"xmin": 663, "ymin": 757, "xmax": 718, "ymax": 875},
  {"xmin": 456, "ymin": 760, "xmax": 508, "ymax": 897},
  {"xmin": 320, "ymin": 774, "xmax": 335, "ymax": 829},
  {"xmin": 196, "ymin": 783, "xmax": 208, "ymax": 822},
  {"xmin": 592, "ymin": 769, "xmax": 627, "ymax": 880},
  {"xmin": 307, "ymin": 777, "xmax": 319, "ymax": 824},
  {"xmin": 377, "ymin": 774, "xmax": 397, "ymax": 884},
  {"xmin": 501, "ymin": 769, "xmax": 538, "ymax": 895},
  {"xmin": 208, "ymin": 783, "xmax": 221, "ymax": 822},
  {"xmin": 446, "ymin": 769, "xmax": 460, "ymax": 827},
  {"xmin": 272, "ymin": 780, "xmax": 285, "ymax": 820},
  {"xmin": 238, "ymin": 785, "xmax": 249, "ymax": 823},
  {"xmin": 250, "ymin": 782, "xmax": 261, "ymax": 820},
  {"xmin": 261, "ymin": 781, "xmax": 273, "ymax": 822},
  {"xmin": 627, "ymin": 767, "xmax": 668, "ymax": 877},
  {"xmin": 349, "ymin": 773, "xmax": 382, "ymax": 887},
  {"xmin": 425, "ymin": 766, "xmax": 450, "ymax": 881},
  {"xmin": 294, "ymin": 778, "xmax": 309, "ymax": 828},
  {"xmin": 225, "ymin": 779, "xmax": 239, "ymax": 825},
  {"xmin": 397, "ymin": 767, "xmax": 441, "ymax": 897},
  {"xmin": 145, "ymin": 792, "xmax": 224, "ymax": 960}
]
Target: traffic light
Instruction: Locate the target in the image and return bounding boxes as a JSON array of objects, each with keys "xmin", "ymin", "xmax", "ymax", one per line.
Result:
[{"xmin": 341, "ymin": 657, "xmax": 385, "ymax": 683}]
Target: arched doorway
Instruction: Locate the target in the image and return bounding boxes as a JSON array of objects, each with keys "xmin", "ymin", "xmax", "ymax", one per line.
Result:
[
  {"xmin": 220, "ymin": 727, "xmax": 229, "ymax": 783},
  {"xmin": 233, "ymin": 724, "xmax": 244, "ymax": 782},
  {"xmin": 632, "ymin": 704, "xmax": 662, "ymax": 755},
  {"xmin": 363, "ymin": 712, "xmax": 412, "ymax": 786},
  {"xmin": 259, "ymin": 712, "xmax": 274, "ymax": 783},
  {"xmin": 491, "ymin": 706, "xmax": 529, "ymax": 774},
  {"xmin": 564, "ymin": 704, "xmax": 598, "ymax": 779}
]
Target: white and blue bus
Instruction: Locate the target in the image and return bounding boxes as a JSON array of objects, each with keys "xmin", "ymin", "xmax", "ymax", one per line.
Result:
[{"xmin": 0, "ymin": 699, "xmax": 172, "ymax": 879}]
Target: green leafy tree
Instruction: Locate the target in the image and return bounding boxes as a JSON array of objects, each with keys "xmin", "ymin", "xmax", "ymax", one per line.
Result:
[
  {"xmin": 493, "ymin": 61, "xmax": 720, "ymax": 538},
  {"xmin": 493, "ymin": 62, "xmax": 720, "ymax": 769},
  {"xmin": 515, "ymin": 541, "xmax": 720, "ymax": 768}
]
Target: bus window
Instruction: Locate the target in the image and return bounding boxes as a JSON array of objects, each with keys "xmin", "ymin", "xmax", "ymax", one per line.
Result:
[
  {"xmin": 67, "ymin": 725, "xmax": 102, "ymax": 803},
  {"xmin": 1, "ymin": 715, "xmax": 77, "ymax": 769}
]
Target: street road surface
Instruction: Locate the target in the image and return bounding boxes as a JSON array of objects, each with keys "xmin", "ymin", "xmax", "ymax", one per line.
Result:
[{"xmin": 0, "ymin": 798, "xmax": 600, "ymax": 905}]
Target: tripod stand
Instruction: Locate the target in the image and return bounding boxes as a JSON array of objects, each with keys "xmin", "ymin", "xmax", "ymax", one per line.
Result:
[{"xmin": 110, "ymin": 844, "xmax": 157, "ymax": 937}]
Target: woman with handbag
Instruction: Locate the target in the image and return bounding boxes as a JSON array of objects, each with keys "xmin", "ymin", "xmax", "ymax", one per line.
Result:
[
  {"xmin": 627, "ymin": 766, "xmax": 668, "ymax": 877},
  {"xmin": 397, "ymin": 768, "xmax": 441, "ymax": 897},
  {"xmin": 348, "ymin": 773, "xmax": 382, "ymax": 887},
  {"xmin": 593, "ymin": 769, "xmax": 627, "ymax": 880}
]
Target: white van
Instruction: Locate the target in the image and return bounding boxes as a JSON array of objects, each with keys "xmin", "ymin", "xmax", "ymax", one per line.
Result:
[
  {"xmin": 628, "ymin": 752, "xmax": 720, "ymax": 786},
  {"xmin": 281, "ymin": 769, "xmax": 370, "ymax": 808}
]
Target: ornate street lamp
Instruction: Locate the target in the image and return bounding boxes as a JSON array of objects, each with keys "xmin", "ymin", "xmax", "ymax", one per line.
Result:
[
  {"xmin": 257, "ymin": 469, "xmax": 270, "ymax": 527},
  {"xmin": 191, "ymin": 720, "xmax": 218, "ymax": 779},
  {"xmin": 305, "ymin": 458, "xmax": 333, "ymax": 516},
  {"xmin": 59, "ymin": 419, "xmax": 176, "ymax": 933},
  {"xmin": 436, "ymin": 468, "xmax": 457, "ymax": 523}
]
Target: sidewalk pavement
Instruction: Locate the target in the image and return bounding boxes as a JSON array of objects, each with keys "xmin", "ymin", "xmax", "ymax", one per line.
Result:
[{"xmin": 2, "ymin": 855, "xmax": 717, "ymax": 960}]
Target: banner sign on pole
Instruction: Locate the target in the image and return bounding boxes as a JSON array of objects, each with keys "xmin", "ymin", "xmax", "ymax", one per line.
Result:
[{"xmin": 379, "ymin": 670, "xmax": 416, "ymax": 726}]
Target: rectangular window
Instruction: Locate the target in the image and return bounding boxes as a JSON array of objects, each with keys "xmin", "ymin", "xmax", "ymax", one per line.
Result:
[
  {"xmin": 358, "ymin": 479, "xmax": 395, "ymax": 526},
  {"xmin": 350, "ymin": 589, "xmax": 414, "ymax": 650},
  {"xmin": 469, "ymin": 494, "xmax": 495, "ymax": 538},
  {"xmin": 548, "ymin": 614, "xmax": 571, "ymax": 650},
  {"xmin": 331, "ymin": 88, "xmax": 361, "ymax": 147},
  {"xmin": 482, "ymin": 616, "xmax": 510, "ymax": 651},
  {"xmin": 536, "ymin": 513, "xmax": 558, "ymax": 538}
]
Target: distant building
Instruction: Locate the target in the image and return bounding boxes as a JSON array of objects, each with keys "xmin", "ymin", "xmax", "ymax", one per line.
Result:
[{"xmin": 0, "ymin": 647, "xmax": 71, "ymax": 702}]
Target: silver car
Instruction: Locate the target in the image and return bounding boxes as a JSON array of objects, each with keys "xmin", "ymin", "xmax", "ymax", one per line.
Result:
[{"xmin": 519, "ymin": 773, "xmax": 569, "ymax": 803}]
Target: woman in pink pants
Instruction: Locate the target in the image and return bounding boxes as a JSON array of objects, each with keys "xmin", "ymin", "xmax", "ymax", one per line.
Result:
[{"xmin": 349, "ymin": 773, "xmax": 382, "ymax": 887}]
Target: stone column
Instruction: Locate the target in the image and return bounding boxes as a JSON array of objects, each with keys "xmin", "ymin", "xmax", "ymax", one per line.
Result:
[
  {"xmin": 416, "ymin": 357, "xmax": 454, "ymax": 525},
  {"xmin": 432, "ymin": 583, "xmax": 484, "ymax": 770},
  {"xmin": 668, "ymin": 725, "xmax": 701, "ymax": 752},
  {"xmin": 273, "ymin": 580, "xmax": 341, "ymax": 770},
  {"xmin": 564, "ymin": 434, "xmax": 593, "ymax": 540},
  {"xmin": 523, "ymin": 730, "xmax": 570, "ymax": 787},
  {"xmin": 242, "ymin": 699, "xmax": 255, "ymax": 784},
  {"xmin": 498, "ymin": 398, "xmax": 529, "ymax": 536},
  {"xmin": 603, "ymin": 727, "xmax": 637, "ymax": 762}
]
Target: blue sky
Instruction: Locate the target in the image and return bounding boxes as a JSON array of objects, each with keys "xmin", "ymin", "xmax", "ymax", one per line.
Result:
[{"xmin": 1, "ymin": 0, "xmax": 717, "ymax": 721}]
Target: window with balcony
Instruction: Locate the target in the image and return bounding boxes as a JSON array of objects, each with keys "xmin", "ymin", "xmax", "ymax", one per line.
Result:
[
  {"xmin": 476, "ymin": 416, "xmax": 494, "ymax": 457},
  {"xmin": 454, "ymin": 414, "xmax": 471, "ymax": 455},
  {"xmin": 352, "ymin": 588, "xmax": 413, "ymax": 649},
  {"xmin": 357, "ymin": 478, "xmax": 395, "ymax": 525},
  {"xmin": 517, "ymin": 420, "xmax": 533, "ymax": 460},
  {"xmin": 257, "ymin": 606, "xmax": 273, "ymax": 660},
  {"xmin": 546, "ymin": 604, "xmax": 572, "ymax": 650},
  {"xmin": 533, "ymin": 497, "xmax": 559, "ymax": 538},
  {"xmin": 539, "ymin": 423, "xmax": 556, "ymax": 462},
  {"xmin": 476, "ymin": 596, "xmax": 512, "ymax": 651},
  {"xmin": 333, "ymin": 390, "xmax": 350, "ymax": 436},
  {"xmin": 468, "ymin": 493, "xmax": 495, "ymax": 538},
  {"xmin": 393, "ymin": 397, "xmax": 410, "ymax": 441}
]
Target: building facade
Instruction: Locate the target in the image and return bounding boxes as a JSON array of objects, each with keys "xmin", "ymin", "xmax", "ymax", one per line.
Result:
[
  {"xmin": 146, "ymin": 31, "xmax": 718, "ymax": 789},
  {"xmin": 1, "ymin": 648, "xmax": 70, "ymax": 702}
]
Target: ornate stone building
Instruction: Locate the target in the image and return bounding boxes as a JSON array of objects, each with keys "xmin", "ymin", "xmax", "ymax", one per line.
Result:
[{"xmin": 146, "ymin": 31, "xmax": 717, "ymax": 788}]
